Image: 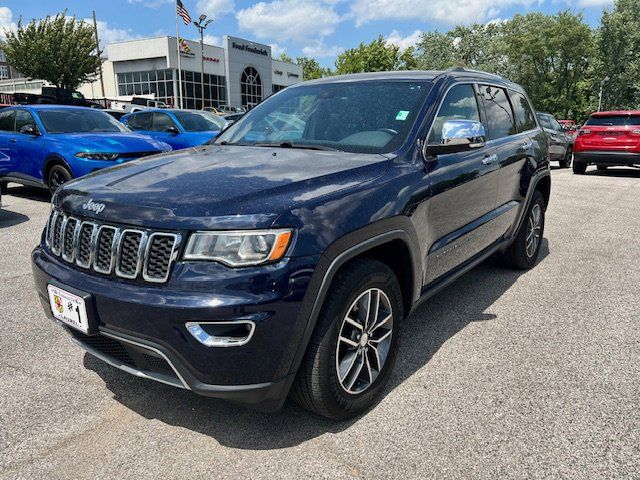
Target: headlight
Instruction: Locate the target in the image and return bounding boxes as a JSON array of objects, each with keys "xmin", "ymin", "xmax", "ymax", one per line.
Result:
[
  {"xmin": 75, "ymin": 152, "xmax": 120, "ymax": 160},
  {"xmin": 183, "ymin": 229, "xmax": 293, "ymax": 267}
]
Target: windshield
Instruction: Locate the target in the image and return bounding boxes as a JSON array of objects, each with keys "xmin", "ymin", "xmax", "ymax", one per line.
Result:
[
  {"xmin": 38, "ymin": 109, "xmax": 128, "ymax": 134},
  {"xmin": 216, "ymin": 80, "xmax": 432, "ymax": 154},
  {"xmin": 173, "ymin": 111, "xmax": 224, "ymax": 132},
  {"xmin": 585, "ymin": 114, "xmax": 640, "ymax": 126}
]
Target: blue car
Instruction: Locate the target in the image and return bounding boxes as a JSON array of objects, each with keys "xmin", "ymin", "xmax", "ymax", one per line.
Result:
[
  {"xmin": 122, "ymin": 109, "xmax": 228, "ymax": 150},
  {"xmin": 0, "ymin": 105, "xmax": 172, "ymax": 192}
]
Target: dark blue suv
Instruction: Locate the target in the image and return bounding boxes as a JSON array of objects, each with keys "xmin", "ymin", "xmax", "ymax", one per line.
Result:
[{"xmin": 32, "ymin": 69, "xmax": 550, "ymax": 419}]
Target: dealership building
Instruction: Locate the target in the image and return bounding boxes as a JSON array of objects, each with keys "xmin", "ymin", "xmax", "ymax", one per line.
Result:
[{"xmin": 0, "ymin": 35, "xmax": 303, "ymax": 109}]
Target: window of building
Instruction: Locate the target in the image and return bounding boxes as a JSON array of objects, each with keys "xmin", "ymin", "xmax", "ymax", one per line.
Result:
[
  {"xmin": 510, "ymin": 91, "xmax": 537, "ymax": 133},
  {"xmin": 479, "ymin": 85, "xmax": 516, "ymax": 139},
  {"xmin": 272, "ymin": 84, "xmax": 287, "ymax": 94},
  {"xmin": 0, "ymin": 50, "xmax": 6, "ymax": 62},
  {"xmin": 0, "ymin": 65, "xmax": 8, "ymax": 79},
  {"xmin": 241, "ymin": 67, "xmax": 262, "ymax": 108}
]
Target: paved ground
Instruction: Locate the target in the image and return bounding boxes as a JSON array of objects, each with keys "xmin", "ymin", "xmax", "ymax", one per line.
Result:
[{"xmin": 0, "ymin": 166, "xmax": 639, "ymax": 479}]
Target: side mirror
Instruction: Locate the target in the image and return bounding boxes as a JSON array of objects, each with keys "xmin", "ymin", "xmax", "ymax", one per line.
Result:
[
  {"xmin": 425, "ymin": 119, "xmax": 486, "ymax": 156},
  {"xmin": 20, "ymin": 124, "xmax": 40, "ymax": 136},
  {"xmin": 165, "ymin": 125, "xmax": 180, "ymax": 135}
]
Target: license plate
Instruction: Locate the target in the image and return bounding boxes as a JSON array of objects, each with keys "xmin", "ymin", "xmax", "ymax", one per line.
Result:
[{"xmin": 47, "ymin": 285, "xmax": 90, "ymax": 334}]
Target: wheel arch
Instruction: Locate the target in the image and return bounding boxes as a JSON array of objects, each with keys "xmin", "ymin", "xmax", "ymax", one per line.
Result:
[{"xmin": 44, "ymin": 155, "xmax": 74, "ymax": 184}]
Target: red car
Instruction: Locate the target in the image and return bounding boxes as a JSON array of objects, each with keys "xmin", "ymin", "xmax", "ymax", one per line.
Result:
[{"xmin": 573, "ymin": 110, "xmax": 640, "ymax": 174}]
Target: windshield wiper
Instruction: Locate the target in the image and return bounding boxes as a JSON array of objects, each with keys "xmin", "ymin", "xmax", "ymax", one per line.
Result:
[{"xmin": 255, "ymin": 142, "xmax": 339, "ymax": 151}]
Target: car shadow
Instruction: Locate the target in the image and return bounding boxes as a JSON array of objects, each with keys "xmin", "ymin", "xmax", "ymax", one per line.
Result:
[
  {"xmin": 2, "ymin": 184, "xmax": 51, "ymax": 203},
  {"xmin": 584, "ymin": 167, "xmax": 640, "ymax": 178},
  {"xmin": 84, "ymin": 240, "xmax": 550, "ymax": 450},
  {"xmin": 0, "ymin": 208, "xmax": 30, "ymax": 228}
]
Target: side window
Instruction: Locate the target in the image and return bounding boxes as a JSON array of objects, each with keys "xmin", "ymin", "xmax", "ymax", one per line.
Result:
[
  {"xmin": 548, "ymin": 116, "xmax": 563, "ymax": 132},
  {"xmin": 510, "ymin": 91, "xmax": 537, "ymax": 133},
  {"xmin": 0, "ymin": 110, "xmax": 16, "ymax": 131},
  {"xmin": 538, "ymin": 114, "xmax": 552, "ymax": 130},
  {"xmin": 126, "ymin": 112, "xmax": 152, "ymax": 130},
  {"xmin": 152, "ymin": 112, "xmax": 176, "ymax": 132},
  {"xmin": 15, "ymin": 110, "xmax": 38, "ymax": 133},
  {"xmin": 428, "ymin": 84, "xmax": 481, "ymax": 144},
  {"xmin": 479, "ymin": 85, "xmax": 516, "ymax": 139}
]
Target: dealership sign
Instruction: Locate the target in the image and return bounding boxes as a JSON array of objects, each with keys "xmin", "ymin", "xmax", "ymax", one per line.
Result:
[{"xmin": 232, "ymin": 42, "xmax": 268, "ymax": 57}]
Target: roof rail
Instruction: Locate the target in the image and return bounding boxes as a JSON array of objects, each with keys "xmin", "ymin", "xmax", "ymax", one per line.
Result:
[{"xmin": 443, "ymin": 66, "xmax": 504, "ymax": 80}]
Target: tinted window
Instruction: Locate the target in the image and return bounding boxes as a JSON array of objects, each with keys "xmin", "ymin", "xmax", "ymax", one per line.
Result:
[
  {"xmin": 479, "ymin": 85, "xmax": 516, "ymax": 139},
  {"xmin": 585, "ymin": 115, "xmax": 640, "ymax": 126},
  {"xmin": 537, "ymin": 114, "xmax": 552, "ymax": 130},
  {"xmin": 428, "ymin": 84, "xmax": 480, "ymax": 144},
  {"xmin": 0, "ymin": 110, "xmax": 15, "ymax": 131},
  {"xmin": 152, "ymin": 112, "xmax": 176, "ymax": 132},
  {"xmin": 126, "ymin": 112, "xmax": 152, "ymax": 130},
  {"xmin": 217, "ymin": 81, "xmax": 432, "ymax": 154},
  {"xmin": 15, "ymin": 110, "xmax": 37, "ymax": 133},
  {"xmin": 510, "ymin": 91, "xmax": 537, "ymax": 132},
  {"xmin": 39, "ymin": 109, "xmax": 128, "ymax": 133},
  {"xmin": 173, "ymin": 111, "xmax": 224, "ymax": 132}
]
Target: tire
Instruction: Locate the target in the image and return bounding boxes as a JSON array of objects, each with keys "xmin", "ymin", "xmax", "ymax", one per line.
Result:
[
  {"xmin": 0, "ymin": 181, "xmax": 7, "ymax": 194},
  {"xmin": 597, "ymin": 165, "xmax": 608, "ymax": 172},
  {"xmin": 500, "ymin": 190, "xmax": 545, "ymax": 270},
  {"xmin": 559, "ymin": 148, "xmax": 572, "ymax": 168},
  {"xmin": 47, "ymin": 164, "xmax": 72, "ymax": 193},
  {"xmin": 572, "ymin": 161, "xmax": 587, "ymax": 174},
  {"xmin": 291, "ymin": 258, "xmax": 402, "ymax": 420}
]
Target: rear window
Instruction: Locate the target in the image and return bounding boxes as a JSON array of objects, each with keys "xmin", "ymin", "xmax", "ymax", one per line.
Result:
[{"xmin": 585, "ymin": 115, "xmax": 640, "ymax": 126}]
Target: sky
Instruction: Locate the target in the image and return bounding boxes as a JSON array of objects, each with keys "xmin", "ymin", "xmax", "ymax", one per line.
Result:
[{"xmin": 0, "ymin": 0, "xmax": 615, "ymax": 67}]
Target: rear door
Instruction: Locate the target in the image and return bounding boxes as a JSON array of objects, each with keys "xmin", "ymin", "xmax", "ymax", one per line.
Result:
[
  {"xmin": 424, "ymin": 83, "xmax": 500, "ymax": 284},
  {"xmin": 0, "ymin": 109, "xmax": 16, "ymax": 177},
  {"xmin": 478, "ymin": 85, "xmax": 531, "ymax": 237},
  {"xmin": 124, "ymin": 111, "xmax": 153, "ymax": 137},
  {"xmin": 580, "ymin": 114, "xmax": 640, "ymax": 152}
]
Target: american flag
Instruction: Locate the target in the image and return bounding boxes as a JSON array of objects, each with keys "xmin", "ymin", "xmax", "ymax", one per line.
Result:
[{"xmin": 176, "ymin": 0, "xmax": 192, "ymax": 25}]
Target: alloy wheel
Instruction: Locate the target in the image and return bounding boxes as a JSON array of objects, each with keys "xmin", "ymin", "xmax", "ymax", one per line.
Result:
[
  {"xmin": 335, "ymin": 288, "xmax": 393, "ymax": 395},
  {"xmin": 525, "ymin": 204, "xmax": 542, "ymax": 258}
]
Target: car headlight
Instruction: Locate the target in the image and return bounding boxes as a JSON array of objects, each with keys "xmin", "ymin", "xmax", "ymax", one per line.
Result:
[
  {"xmin": 183, "ymin": 229, "xmax": 293, "ymax": 267},
  {"xmin": 75, "ymin": 152, "xmax": 121, "ymax": 160}
]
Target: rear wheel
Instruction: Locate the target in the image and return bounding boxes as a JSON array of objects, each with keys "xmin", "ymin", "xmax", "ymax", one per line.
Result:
[
  {"xmin": 559, "ymin": 148, "xmax": 572, "ymax": 168},
  {"xmin": 291, "ymin": 258, "xmax": 402, "ymax": 420},
  {"xmin": 572, "ymin": 161, "xmax": 587, "ymax": 175},
  {"xmin": 47, "ymin": 164, "xmax": 72, "ymax": 193},
  {"xmin": 500, "ymin": 190, "xmax": 545, "ymax": 270}
]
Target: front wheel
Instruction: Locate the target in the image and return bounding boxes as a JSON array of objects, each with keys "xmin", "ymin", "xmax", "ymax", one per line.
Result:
[
  {"xmin": 291, "ymin": 258, "xmax": 402, "ymax": 420},
  {"xmin": 500, "ymin": 190, "xmax": 545, "ymax": 270},
  {"xmin": 47, "ymin": 165, "xmax": 72, "ymax": 193}
]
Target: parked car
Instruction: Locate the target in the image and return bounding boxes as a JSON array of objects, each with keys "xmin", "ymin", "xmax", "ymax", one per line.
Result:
[
  {"xmin": 573, "ymin": 110, "xmax": 640, "ymax": 174},
  {"xmin": 537, "ymin": 112, "xmax": 574, "ymax": 168},
  {"xmin": 222, "ymin": 112, "xmax": 244, "ymax": 122},
  {"xmin": 218, "ymin": 105, "xmax": 247, "ymax": 114},
  {"xmin": 12, "ymin": 87, "xmax": 104, "ymax": 109},
  {"xmin": 0, "ymin": 105, "xmax": 172, "ymax": 193},
  {"xmin": 32, "ymin": 69, "xmax": 550, "ymax": 419},
  {"xmin": 103, "ymin": 109, "xmax": 127, "ymax": 121},
  {"xmin": 203, "ymin": 106, "xmax": 225, "ymax": 115},
  {"xmin": 122, "ymin": 109, "xmax": 229, "ymax": 149}
]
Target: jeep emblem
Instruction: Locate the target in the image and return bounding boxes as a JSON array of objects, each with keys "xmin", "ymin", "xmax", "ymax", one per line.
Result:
[{"xmin": 82, "ymin": 199, "xmax": 106, "ymax": 214}]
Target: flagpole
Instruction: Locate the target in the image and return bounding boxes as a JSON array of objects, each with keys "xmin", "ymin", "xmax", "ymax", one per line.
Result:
[{"xmin": 175, "ymin": 0, "xmax": 183, "ymax": 109}]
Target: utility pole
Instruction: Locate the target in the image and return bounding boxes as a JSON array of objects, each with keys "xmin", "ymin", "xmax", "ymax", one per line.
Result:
[
  {"xmin": 92, "ymin": 11, "xmax": 105, "ymax": 102},
  {"xmin": 194, "ymin": 15, "xmax": 213, "ymax": 110},
  {"xmin": 598, "ymin": 76, "xmax": 610, "ymax": 112}
]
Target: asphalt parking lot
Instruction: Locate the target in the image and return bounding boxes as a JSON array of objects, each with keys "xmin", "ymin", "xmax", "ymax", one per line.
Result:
[{"xmin": 0, "ymin": 166, "xmax": 639, "ymax": 479}]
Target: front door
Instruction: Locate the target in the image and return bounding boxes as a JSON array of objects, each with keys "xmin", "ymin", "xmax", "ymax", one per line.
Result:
[{"xmin": 424, "ymin": 83, "xmax": 500, "ymax": 284}]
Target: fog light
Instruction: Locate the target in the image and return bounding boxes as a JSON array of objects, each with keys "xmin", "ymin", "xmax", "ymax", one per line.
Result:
[{"xmin": 185, "ymin": 321, "xmax": 255, "ymax": 347}]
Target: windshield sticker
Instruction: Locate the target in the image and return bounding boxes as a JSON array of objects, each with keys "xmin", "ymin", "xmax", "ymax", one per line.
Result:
[{"xmin": 396, "ymin": 110, "xmax": 410, "ymax": 121}]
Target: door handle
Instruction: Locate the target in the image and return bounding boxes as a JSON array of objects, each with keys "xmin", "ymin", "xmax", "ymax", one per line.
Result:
[
  {"xmin": 482, "ymin": 153, "xmax": 498, "ymax": 165},
  {"xmin": 521, "ymin": 141, "xmax": 533, "ymax": 151}
]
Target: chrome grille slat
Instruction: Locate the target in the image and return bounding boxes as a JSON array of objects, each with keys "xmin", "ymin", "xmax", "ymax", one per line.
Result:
[{"xmin": 45, "ymin": 209, "xmax": 179, "ymax": 284}]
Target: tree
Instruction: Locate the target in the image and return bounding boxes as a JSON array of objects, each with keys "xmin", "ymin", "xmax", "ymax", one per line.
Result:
[
  {"xmin": 597, "ymin": 0, "xmax": 640, "ymax": 110},
  {"xmin": 278, "ymin": 52, "xmax": 293, "ymax": 63},
  {"xmin": 3, "ymin": 12, "xmax": 102, "ymax": 90},
  {"xmin": 335, "ymin": 36, "xmax": 404, "ymax": 74},
  {"xmin": 295, "ymin": 56, "xmax": 331, "ymax": 80}
]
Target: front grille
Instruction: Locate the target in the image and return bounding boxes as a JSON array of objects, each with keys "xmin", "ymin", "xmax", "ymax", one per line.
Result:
[
  {"xmin": 47, "ymin": 209, "xmax": 180, "ymax": 283},
  {"xmin": 118, "ymin": 151, "xmax": 161, "ymax": 159},
  {"xmin": 69, "ymin": 329, "xmax": 136, "ymax": 367},
  {"xmin": 143, "ymin": 354, "xmax": 173, "ymax": 372}
]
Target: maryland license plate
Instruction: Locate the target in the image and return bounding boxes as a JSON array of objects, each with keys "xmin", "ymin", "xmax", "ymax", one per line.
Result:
[{"xmin": 47, "ymin": 284, "xmax": 90, "ymax": 334}]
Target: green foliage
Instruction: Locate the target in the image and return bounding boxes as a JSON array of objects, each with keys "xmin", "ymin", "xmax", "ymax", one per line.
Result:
[
  {"xmin": 3, "ymin": 12, "xmax": 102, "ymax": 90},
  {"xmin": 335, "ymin": 36, "xmax": 415, "ymax": 74},
  {"xmin": 295, "ymin": 56, "xmax": 331, "ymax": 80},
  {"xmin": 597, "ymin": 0, "xmax": 640, "ymax": 110},
  {"xmin": 278, "ymin": 52, "xmax": 293, "ymax": 63}
]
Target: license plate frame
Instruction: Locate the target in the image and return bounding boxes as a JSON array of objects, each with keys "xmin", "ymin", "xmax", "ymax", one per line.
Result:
[{"xmin": 47, "ymin": 283, "xmax": 97, "ymax": 334}]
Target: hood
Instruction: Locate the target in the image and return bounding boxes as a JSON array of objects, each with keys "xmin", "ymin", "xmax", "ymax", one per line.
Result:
[
  {"xmin": 56, "ymin": 145, "xmax": 389, "ymax": 230},
  {"xmin": 54, "ymin": 132, "xmax": 171, "ymax": 153}
]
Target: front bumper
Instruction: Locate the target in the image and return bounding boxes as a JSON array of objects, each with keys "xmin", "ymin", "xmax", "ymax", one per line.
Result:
[
  {"xmin": 32, "ymin": 246, "xmax": 320, "ymax": 409},
  {"xmin": 574, "ymin": 151, "xmax": 640, "ymax": 166}
]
